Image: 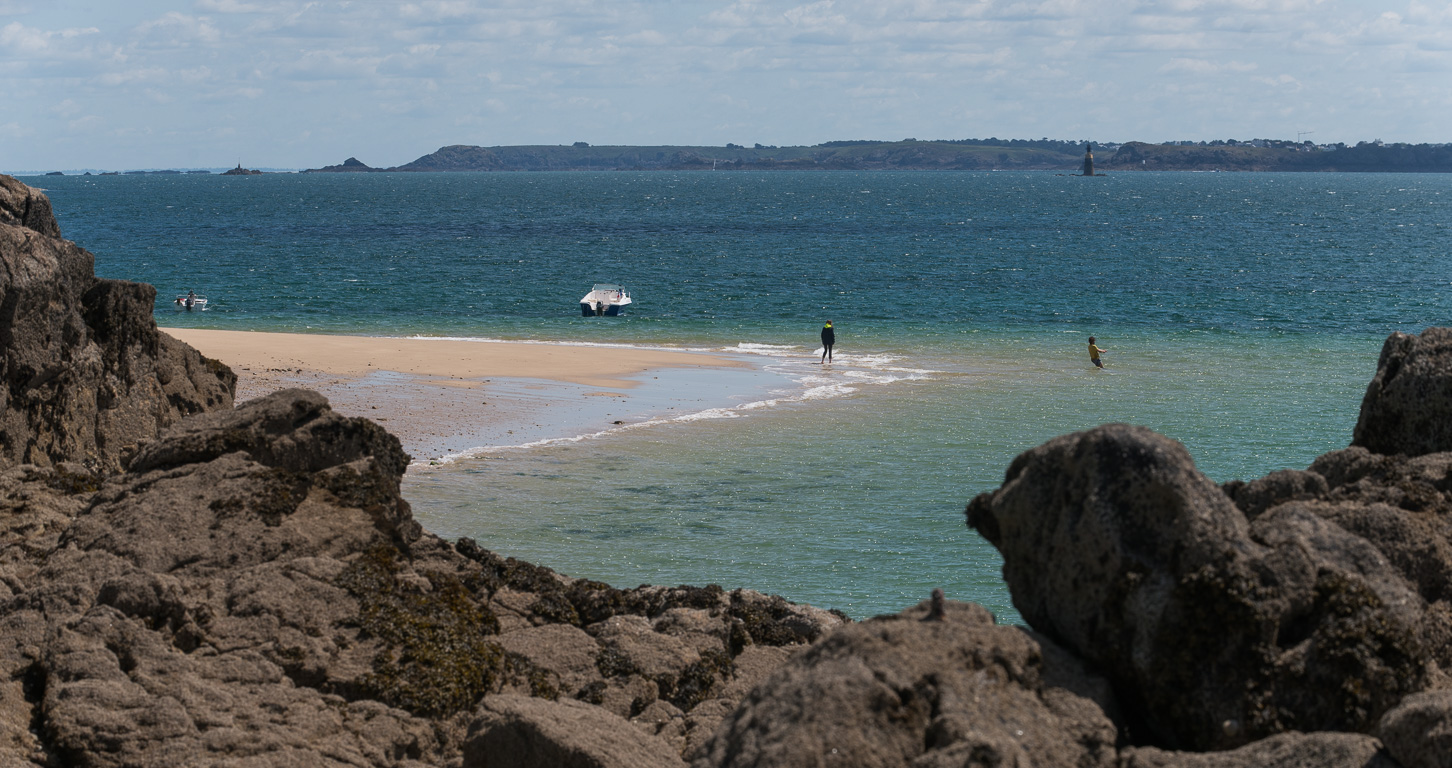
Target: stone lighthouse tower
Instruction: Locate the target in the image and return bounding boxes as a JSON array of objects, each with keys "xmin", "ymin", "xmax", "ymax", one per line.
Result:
[{"xmin": 1081, "ymin": 144, "xmax": 1095, "ymax": 176}]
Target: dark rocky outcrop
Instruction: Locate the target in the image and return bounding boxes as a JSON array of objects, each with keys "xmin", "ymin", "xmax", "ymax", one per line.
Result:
[
  {"xmin": 1353, "ymin": 328, "xmax": 1452, "ymax": 456},
  {"xmin": 961, "ymin": 326, "xmax": 1452, "ymax": 765},
  {"xmin": 0, "ymin": 174, "xmax": 235, "ymax": 474},
  {"xmin": 694, "ymin": 598, "xmax": 1120, "ymax": 768},
  {"xmin": 0, "ymin": 386, "xmax": 843, "ymax": 766},
  {"xmin": 967, "ymin": 424, "xmax": 1428, "ymax": 751}
]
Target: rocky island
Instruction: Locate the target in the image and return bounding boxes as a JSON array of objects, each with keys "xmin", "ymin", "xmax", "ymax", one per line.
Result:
[{"xmin": 2, "ymin": 172, "xmax": 1450, "ymax": 766}]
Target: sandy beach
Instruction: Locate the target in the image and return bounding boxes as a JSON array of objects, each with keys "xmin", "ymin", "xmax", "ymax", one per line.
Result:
[{"xmin": 165, "ymin": 328, "xmax": 766, "ymax": 463}]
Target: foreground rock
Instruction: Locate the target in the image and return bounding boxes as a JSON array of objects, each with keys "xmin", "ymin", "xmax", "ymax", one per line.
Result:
[
  {"xmin": 0, "ymin": 174, "xmax": 234, "ymax": 474},
  {"xmin": 695, "ymin": 597, "xmax": 1120, "ymax": 768},
  {"xmin": 7, "ymin": 171, "xmax": 1451, "ymax": 766},
  {"xmin": 0, "ymin": 389, "xmax": 844, "ymax": 766},
  {"xmin": 964, "ymin": 326, "xmax": 1452, "ymax": 765},
  {"xmin": 464, "ymin": 694, "xmax": 687, "ymax": 768},
  {"xmin": 968, "ymin": 424, "xmax": 1428, "ymax": 751},
  {"xmin": 1353, "ymin": 328, "xmax": 1452, "ymax": 456}
]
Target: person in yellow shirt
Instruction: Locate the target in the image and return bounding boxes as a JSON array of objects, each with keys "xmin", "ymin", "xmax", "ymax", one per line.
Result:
[{"xmin": 1088, "ymin": 336, "xmax": 1107, "ymax": 368}]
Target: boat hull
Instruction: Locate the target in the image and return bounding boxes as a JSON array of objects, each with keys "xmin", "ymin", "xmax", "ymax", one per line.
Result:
[{"xmin": 581, "ymin": 302, "xmax": 626, "ymax": 317}]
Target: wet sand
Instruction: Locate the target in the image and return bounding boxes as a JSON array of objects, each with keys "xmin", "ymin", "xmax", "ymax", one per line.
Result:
[{"xmin": 165, "ymin": 329, "xmax": 767, "ymax": 463}]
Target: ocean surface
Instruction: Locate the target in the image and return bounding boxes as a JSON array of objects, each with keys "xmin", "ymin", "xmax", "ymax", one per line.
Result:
[{"xmin": 28, "ymin": 170, "xmax": 1452, "ymax": 623}]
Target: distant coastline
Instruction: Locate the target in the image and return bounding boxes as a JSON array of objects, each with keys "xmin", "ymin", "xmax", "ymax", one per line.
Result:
[
  {"xmin": 301, "ymin": 139, "xmax": 1452, "ymax": 174},
  {"xmin": 20, "ymin": 137, "xmax": 1452, "ymax": 176}
]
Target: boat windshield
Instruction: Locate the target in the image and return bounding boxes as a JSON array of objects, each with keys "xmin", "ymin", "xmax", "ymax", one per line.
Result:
[{"xmin": 592, "ymin": 283, "xmax": 625, "ymax": 294}]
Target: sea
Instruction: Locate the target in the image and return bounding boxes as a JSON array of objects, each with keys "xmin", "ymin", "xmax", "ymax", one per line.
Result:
[{"xmin": 26, "ymin": 170, "xmax": 1452, "ymax": 623}]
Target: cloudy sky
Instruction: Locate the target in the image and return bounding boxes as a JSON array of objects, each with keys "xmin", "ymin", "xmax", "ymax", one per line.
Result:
[{"xmin": 2, "ymin": 1, "xmax": 1449, "ymax": 172}]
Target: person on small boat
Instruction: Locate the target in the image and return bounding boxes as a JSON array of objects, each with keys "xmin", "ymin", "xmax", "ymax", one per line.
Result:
[{"xmin": 821, "ymin": 320, "xmax": 835, "ymax": 363}]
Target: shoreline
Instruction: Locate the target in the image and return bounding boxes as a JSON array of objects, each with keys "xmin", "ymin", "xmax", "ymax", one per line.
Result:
[{"xmin": 164, "ymin": 328, "xmax": 783, "ymax": 463}]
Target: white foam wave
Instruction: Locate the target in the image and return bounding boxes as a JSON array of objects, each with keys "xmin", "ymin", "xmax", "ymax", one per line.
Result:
[
  {"xmin": 406, "ymin": 335, "xmax": 953, "ymax": 468},
  {"xmin": 728, "ymin": 343, "xmax": 803, "ymax": 356}
]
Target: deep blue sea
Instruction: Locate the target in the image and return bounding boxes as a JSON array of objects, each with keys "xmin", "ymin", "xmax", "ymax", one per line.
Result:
[{"xmin": 27, "ymin": 170, "xmax": 1452, "ymax": 621}]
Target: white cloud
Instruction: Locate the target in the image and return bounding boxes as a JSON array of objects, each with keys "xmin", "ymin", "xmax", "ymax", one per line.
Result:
[
  {"xmin": 277, "ymin": 49, "xmax": 382, "ymax": 80},
  {"xmin": 133, "ymin": 12, "xmax": 221, "ymax": 47},
  {"xmin": 1252, "ymin": 73, "xmax": 1303, "ymax": 89},
  {"xmin": 67, "ymin": 114, "xmax": 103, "ymax": 131},
  {"xmin": 1159, "ymin": 57, "xmax": 1258, "ymax": 73},
  {"xmin": 0, "ymin": 19, "xmax": 98, "ymax": 54},
  {"xmin": 399, "ymin": 2, "xmax": 481, "ymax": 22},
  {"xmin": 193, "ymin": 0, "xmax": 274, "ymax": 12},
  {"xmin": 2, "ymin": 0, "xmax": 1450, "ymax": 171}
]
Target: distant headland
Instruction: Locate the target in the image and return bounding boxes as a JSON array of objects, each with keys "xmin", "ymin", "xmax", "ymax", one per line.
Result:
[
  {"xmin": 299, "ymin": 138, "xmax": 1452, "ymax": 174},
  {"xmin": 24, "ymin": 138, "xmax": 1452, "ymax": 176}
]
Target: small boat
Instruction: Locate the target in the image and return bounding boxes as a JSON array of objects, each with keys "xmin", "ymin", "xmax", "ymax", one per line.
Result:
[
  {"xmin": 174, "ymin": 292, "xmax": 208, "ymax": 310},
  {"xmin": 579, "ymin": 283, "xmax": 632, "ymax": 316}
]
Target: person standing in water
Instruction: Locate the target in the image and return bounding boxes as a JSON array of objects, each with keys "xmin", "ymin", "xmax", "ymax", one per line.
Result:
[
  {"xmin": 821, "ymin": 321, "xmax": 835, "ymax": 363},
  {"xmin": 1088, "ymin": 336, "xmax": 1107, "ymax": 368}
]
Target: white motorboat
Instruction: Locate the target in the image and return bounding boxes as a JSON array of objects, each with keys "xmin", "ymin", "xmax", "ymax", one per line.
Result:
[
  {"xmin": 174, "ymin": 292, "xmax": 208, "ymax": 310},
  {"xmin": 580, "ymin": 284, "xmax": 631, "ymax": 316}
]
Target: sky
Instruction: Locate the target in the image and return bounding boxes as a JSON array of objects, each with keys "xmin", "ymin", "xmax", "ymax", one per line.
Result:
[{"xmin": 2, "ymin": 1, "xmax": 1450, "ymax": 172}]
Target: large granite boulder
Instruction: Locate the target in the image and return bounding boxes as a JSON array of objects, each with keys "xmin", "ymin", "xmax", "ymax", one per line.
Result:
[
  {"xmin": 0, "ymin": 174, "xmax": 235, "ymax": 474},
  {"xmin": 1354, "ymin": 328, "xmax": 1452, "ymax": 456},
  {"xmin": 966, "ymin": 423, "xmax": 1429, "ymax": 751},
  {"xmin": 693, "ymin": 597, "xmax": 1120, "ymax": 768},
  {"xmin": 0, "ymin": 389, "xmax": 844, "ymax": 766}
]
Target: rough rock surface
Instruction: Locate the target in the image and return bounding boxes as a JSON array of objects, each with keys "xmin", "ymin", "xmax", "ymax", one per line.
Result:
[
  {"xmin": 0, "ymin": 388, "xmax": 845, "ymax": 767},
  {"xmin": 463, "ymin": 694, "xmax": 687, "ymax": 768},
  {"xmin": 967, "ymin": 423, "xmax": 1429, "ymax": 750},
  {"xmin": 693, "ymin": 597, "xmax": 1120, "ymax": 768},
  {"xmin": 1376, "ymin": 691, "xmax": 1452, "ymax": 768},
  {"xmin": 1119, "ymin": 731, "xmax": 1399, "ymax": 767},
  {"xmin": 1354, "ymin": 328, "xmax": 1452, "ymax": 457},
  {"xmin": 0, "ymin": 174, "xmax": 235, "ymax": 474},
  {"xmin": 961, "ymin": 325, "xmax": 1452, "ymax": 762}
]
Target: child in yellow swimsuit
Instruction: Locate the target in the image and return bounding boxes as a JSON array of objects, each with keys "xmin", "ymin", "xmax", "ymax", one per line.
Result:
[{"xmin": 1088, "ymin": 337, "xmax": 1107, "ymax": 368}]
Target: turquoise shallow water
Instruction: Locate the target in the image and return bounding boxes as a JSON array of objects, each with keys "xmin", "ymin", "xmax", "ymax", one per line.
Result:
[{"xmin": 28, "ymin": 170, "xmax": 1452, "ymax": 621}]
